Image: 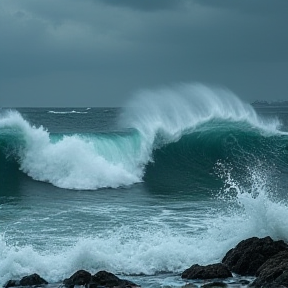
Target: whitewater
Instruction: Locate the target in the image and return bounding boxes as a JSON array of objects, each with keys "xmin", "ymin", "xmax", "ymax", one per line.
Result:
[
  {"xmin": 0, "ymin": 84, "xmax": 283, "ymax": 190},
  {"xmin": 0, "ymin": 84, "xmax": 288, "ymax": 287}
]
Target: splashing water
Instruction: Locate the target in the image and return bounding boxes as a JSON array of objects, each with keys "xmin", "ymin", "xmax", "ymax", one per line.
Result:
[
  {"xmin": 215, "ymin": 160, "xmax": 288, "ymax": 242},
  {"xmin": 0, "ymin": 84, "xmax": 284, "ymax": 190}
]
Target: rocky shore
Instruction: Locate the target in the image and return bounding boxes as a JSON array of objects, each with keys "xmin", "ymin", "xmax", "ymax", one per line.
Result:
[{"xmin": 3, "ymin": 236, "xmax": 288, "ymax": 288}]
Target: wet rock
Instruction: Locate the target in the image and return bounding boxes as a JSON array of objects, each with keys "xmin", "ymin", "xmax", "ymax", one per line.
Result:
[
  {"xmin": 222, "ymin": 236, "xmax": 288, "ymax": 276},
  {"xmin": 62, "ymin": 270, "xmax": 139, "ymax": 288},
  {"xmin": 251, "ymin": 250, "xmax": 288, "ymax": 287},
  {"xmin": 63, "ymin": 269, "xmax": 92, "ymax": 287},
  {"xmin": 4, "ymin": 274, "xmax": 48, "ymax": 287},
  {"xmin": 181, "ymin": 284, "xmax": 198, "ymax": 288},
  {"xmin": 201, "ymin": 282, "xmax": 227, "ymax": 288},
  {"xmin": 89, "ymin": 270, "xmax": 139, "ymax": 288},
  {"xmin": 19, "ymin": 273, "xmax": 48, "ymax": 286},
  {"xmin": 182, "ymin": 263, "xmax": 232, "ymax": 280},
  {"xmin": 3, "ymin": 280, "xmax": 20, "ymax": 288}
]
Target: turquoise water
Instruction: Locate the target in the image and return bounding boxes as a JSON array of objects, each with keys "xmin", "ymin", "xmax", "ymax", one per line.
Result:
[{"xmin": 1, "ymin": 85, "xmax": 288, "ymax": 287}]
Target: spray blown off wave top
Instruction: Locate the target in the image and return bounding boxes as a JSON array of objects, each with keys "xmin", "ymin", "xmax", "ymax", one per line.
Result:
[
  {"xmin": 0, "ymin": 83, "xmax": 288, "ymax": 287},
  {"xmin": 0, "ymin": 84, "xmax": 285, "ymax": 190}
]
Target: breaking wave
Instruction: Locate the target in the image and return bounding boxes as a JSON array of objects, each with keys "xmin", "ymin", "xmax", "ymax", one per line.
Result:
[{"xmin": 0, "ymin": 84, "xmax": 286, "ymax": 190}]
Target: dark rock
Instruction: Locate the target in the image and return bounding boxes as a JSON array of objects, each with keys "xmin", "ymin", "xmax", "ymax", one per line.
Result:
[
  {"xmin": 3, "ymin": 280, "xmax": 20, "ymax": 288},
  {"xmin": 222, "ymin": 236, "xmax": 288, "ymax": 276},
  {"xmin": 62, "ymin": 270, "xmax": 139, "ymax": 288},
  {"xmin": 89, "ymin": 270, "xmax": 139, "ymax": 288},
  {"xmin": 19, "ymin": 273, "xmax": 48, "ymax": 286},
  {"xmin": 63, "ymin": 270, "xmax": 92, "ymax": 287},
  {"xmin": 3, "ymin": 274, "xmax": 47, "ymax": 287},
  {"xmin": 90, "ymin": 270, "xmax": 123, "ymax": 287},
  {"xmin": 251, "ymin": 250, "xmax": 288, "ymax": 287},
  {"xmin": 182, "ymin": 263, "xmax": 232, "ymax": 280},
  {"xmin": 182, "ymin": 284, "xmax": 198, "ymax": 288},
  {"xmin": 201, "ymin": 282, "xmax": 227, "ymax": 288}
]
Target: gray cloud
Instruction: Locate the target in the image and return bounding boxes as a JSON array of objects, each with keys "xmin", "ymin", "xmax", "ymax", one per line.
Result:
[
  {"xmin": 0, "ymin": 0, "xmax": 287, "ymax": 106},
  {"xmin": 194, "ymin": 0, "xmax": 288, "ymax": 15},
  {"xmin": 96, "ymin": 0, "xmax": 185, "ymax": 11}
]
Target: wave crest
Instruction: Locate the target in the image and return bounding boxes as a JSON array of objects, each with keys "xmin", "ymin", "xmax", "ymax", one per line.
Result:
[{"xmin": 0, "ymin": 84, "xmax": 285, "ymax": 190}]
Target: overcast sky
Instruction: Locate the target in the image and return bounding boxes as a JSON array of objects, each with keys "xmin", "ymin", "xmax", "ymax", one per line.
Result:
[{"xmin": 0, "ymin": 0, "xmax": 287, "ymax": 107}]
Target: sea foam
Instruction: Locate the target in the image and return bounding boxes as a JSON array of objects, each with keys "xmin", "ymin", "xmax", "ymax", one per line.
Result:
[
  {"xmin": 1, "ymin": 168, "xmax": 287, "ymax": 285},
  {"xmin": 0, "ymin": 110, "xmax": 140, "ymax": 189},
  {"xmin": 0, "ymin": 84, "xmax": 283, "ymax": 190}
]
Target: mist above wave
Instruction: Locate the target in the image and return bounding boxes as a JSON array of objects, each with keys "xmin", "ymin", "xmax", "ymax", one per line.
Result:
[
  {"xmin": 121, "ymin": 83, "xmax": 281, "ymax": 142},
  {"xmin": 0, "ymin": 83, "xmax": 283, "ymax": 190}
]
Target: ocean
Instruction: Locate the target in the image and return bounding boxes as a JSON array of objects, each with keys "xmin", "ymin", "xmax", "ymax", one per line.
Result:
[{"xmin": 1, "ymin": 84, "xmax": 288, "ymax": 287}]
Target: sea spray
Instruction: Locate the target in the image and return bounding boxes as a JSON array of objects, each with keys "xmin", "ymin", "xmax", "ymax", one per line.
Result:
[
  {"xmin": 1, "ymin": 86, "xmax": 288, "ymax": 288},
  {"xmin": 214, "ymin": 160, "xmax": 288, "ymax": 242},
  {"xmin": 121, "ymin": 83, "xmax": 281, "ymax": 140},
  {"xmin": 1, "ymin": 161, "xmax": 288, "ymax": 282},
  {"xmin": 1, "ymin": 161, "xmax": 287, "ymax": 283},
  {"xmin": 120, "ymin": 83, "xmax": 283, "ymax": 188},
  {"xmin": 0, "ymin": 84, "xmax": 284, "ymax": 190},
  {"xmin": 0, "ymin": 110, "xmax": 141, "ymax": 189},
  {"xmin": 1, "ymin": 168, "xmax": 287, "ymax": 285}
]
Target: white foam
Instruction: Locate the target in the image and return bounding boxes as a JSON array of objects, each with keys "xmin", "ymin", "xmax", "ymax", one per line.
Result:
[
  {"xmin": 122, "ymin": 83, "xmax": 282, "ymax": 140},
  {"xmin": 120, "ymin": 83, "xmax": 283, "ymax": 167},
  {"xmin": 1, "ymin": 182, "xmax": 287, "ymax": 285},
  {"xmin": 48, "ymin": 110, "xmax": 88, "ymax": 114},
  {"xmin": 1, "ymin": 161, "xmax": 287, "ymax": 284},
  {"xmin": 1, "ymin": 86, "xmax": 287, "ymax": 285},
  {"xmin": 0, "ymin": 227, "xmax": 238, "ymax": 284},
  {"xmin": 0, "ymin": 110, "xmax": 140, "ymax": 189},
  {"xmin": 0, "ymin": 84, "xmax": 284, "ymax": 190},
  {"xmin": 214, "ymin": 161, "xmax": 288, "ymax": 242},
  {"xmin": 1, "ymin": 162, "xmax": 287, "ymax": 284}
]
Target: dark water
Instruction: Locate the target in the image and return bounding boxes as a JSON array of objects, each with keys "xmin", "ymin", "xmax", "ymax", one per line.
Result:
[{"xmin": 1, "ymin": 85, "xmax": 288, "ymax": 287}]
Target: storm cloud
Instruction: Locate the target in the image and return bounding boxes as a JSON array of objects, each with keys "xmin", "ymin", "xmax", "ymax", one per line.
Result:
[{"xmin": 0, "ymin": 0, "xmax": 287, "ymax": 106}]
